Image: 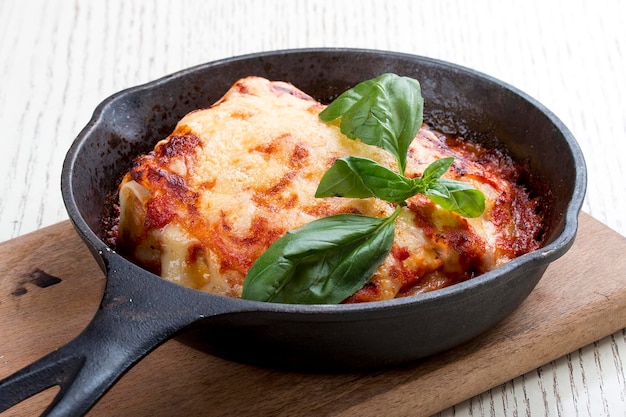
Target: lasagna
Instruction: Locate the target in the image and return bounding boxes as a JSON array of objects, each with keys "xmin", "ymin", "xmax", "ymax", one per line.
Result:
[{"xmin": 108, "ymin": 76, "xmax": 543, "ymax": 303}]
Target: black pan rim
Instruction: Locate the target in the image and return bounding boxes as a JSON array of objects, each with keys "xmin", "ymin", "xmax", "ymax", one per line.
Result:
[{"xmin": 61, "ymin": 47, "xmax": 587, "ymax": 315}]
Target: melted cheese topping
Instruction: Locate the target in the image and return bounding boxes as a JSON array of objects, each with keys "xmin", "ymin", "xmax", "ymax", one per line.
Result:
[{"xmin": 113, "ymin": 76, "xmax": 542, "ymax": 302}]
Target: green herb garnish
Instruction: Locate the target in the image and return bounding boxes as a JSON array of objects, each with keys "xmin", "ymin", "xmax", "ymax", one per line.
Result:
[
  {"xmin": 242, "ymin": 73, "xmax": 485, "ymax": 304},
  {"xmin": 318, "ymin": 73, "xmax": 422, "ymax": 176},
  {"xmin": 240, "ymin": 210, "xmax": 399, "ymax": 304}
]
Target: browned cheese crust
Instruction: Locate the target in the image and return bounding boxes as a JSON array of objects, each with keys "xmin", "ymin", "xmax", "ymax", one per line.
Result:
[{"xmin": 111, "ymin": 76, "xmax": 543, "ymax": 303}]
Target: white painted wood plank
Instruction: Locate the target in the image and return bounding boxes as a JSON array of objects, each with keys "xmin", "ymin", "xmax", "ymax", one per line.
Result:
[{"xmin": 1, "ymin": 0, "xmax": 624, "ymax": 415}]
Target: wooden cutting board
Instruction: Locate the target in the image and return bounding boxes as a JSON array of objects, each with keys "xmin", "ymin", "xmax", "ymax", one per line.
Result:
[{"xmin": 1, "ymin": 212, "xmax": 625, "ymax": 417}]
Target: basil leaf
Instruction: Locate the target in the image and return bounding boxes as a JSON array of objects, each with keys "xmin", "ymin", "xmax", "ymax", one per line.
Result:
[
  {"xmin": 421, "ymin": 157, "xmax": 454, "ymax": 184},
  {"xmin": 241, "ymin": 213, "xmax": 396, "ymax": 304},
  {"xmin": 425, "ymin": 179, "xmax": 486, "ymax": 218},
  {"xmin": 315, "ymin": 156, "xmax": 416, "ymax": 204},
  {"xmin": 319, "ymin": 73, "xmax": 423, "ymax": 175}
]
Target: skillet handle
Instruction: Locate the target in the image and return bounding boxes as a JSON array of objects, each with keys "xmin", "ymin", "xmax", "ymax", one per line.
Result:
[{"xmin": 0, "ymin": 253, "xmax": 225, "ymax": 417}]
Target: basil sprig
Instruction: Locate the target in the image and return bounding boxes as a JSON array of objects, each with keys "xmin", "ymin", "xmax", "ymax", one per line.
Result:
[
  {"xmin": 316, "ymin": 155, "xmax": 485, "ymax": 218},
  {"xmin": 421, "ymin": 160, "xmax": 486, "ymax": 218},
  {"xmin": 318, "ymin": 73, "xmax": 423, "ymax": 175},
  {"xmin": 241, "ymin": 209, "xmax": 399, "ymax": 304},
  {"xmin": 242, "ymin": 74, "xmax": 485, "ymax": 304}
]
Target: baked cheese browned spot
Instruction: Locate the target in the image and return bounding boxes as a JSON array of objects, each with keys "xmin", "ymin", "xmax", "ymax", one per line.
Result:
[{"xmin": 112, "ymin": 76, "xmax": 543, "ymax": 302}]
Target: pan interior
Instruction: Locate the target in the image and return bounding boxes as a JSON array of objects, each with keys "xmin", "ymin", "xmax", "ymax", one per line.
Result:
[{"xmin": 63, "ymin": 49, "xmax": 585, "ymax": 309}]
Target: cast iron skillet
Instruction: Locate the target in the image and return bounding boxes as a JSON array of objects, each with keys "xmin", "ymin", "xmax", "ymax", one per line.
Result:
[{"xmin": 0, "ymin": 48, "xmax": 586, "ymax": 416}]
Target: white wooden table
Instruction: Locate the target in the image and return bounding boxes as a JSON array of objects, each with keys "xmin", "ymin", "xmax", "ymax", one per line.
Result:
[{"xmin": 1, "ymin": 0, "xmax": 624, "ymax": 415}]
